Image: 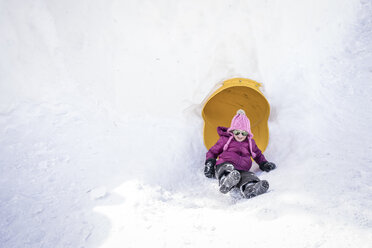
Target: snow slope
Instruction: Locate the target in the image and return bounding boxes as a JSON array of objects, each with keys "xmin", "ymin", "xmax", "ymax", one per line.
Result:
[{"xmin": 1, "ymin": 0, "xmax": 372, "ymax": 247}]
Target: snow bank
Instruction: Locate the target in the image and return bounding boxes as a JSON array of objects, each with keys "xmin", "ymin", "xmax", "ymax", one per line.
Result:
[{"xmin": 0, "ymin": 0, "xmax": 371, "ymax": 247}]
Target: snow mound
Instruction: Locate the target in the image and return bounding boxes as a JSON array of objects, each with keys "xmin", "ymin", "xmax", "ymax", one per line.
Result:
[{"xmin": 1, "ymin": 0, "xmax": 372, "ymax": 247}]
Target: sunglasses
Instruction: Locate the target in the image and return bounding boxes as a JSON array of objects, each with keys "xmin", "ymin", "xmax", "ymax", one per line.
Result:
[{"xmin": 232, "ymin": 130, "xmax": 248, "ymax": 136}]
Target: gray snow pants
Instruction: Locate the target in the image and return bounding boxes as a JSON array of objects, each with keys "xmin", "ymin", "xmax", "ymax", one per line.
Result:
[{"xmin": 215, "ymin": 162, "xmax": 261, "ymax": 190}]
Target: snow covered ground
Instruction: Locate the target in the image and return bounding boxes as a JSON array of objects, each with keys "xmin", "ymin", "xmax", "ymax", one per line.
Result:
[{"xmin": 1, "ymin": 0, "xmax": 372, "ymax": 247}]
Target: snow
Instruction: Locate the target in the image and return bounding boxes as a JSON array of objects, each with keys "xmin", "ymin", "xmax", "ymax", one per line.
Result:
[{"xmin": 1, "ymin": 0, "xmax": 372, "ymax": 247}]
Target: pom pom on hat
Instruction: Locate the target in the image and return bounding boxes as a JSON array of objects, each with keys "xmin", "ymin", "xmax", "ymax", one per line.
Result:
[{"xmin": 236, "ymin": 109, "xmax": 246, "ymax": 115}]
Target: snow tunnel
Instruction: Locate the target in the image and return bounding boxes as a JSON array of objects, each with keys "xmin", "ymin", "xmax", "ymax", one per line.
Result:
[{"xmin": 202, "ymin": 78, "xmax": 270, "ymax": 151}]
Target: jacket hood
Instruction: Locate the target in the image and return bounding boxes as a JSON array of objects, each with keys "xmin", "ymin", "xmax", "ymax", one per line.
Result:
[{"xmin": 217, "ymin": 126, "xmax": 232, "ymax": 137}]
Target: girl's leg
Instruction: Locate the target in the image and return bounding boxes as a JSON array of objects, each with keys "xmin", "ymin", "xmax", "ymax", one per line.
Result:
[
  {"xmin": 237, "ymin": 171, "xmax": 269, "ymax": 198},
  {"xmin": 215, "ymin": 163, "xmax": 241, "ymax": 194}
]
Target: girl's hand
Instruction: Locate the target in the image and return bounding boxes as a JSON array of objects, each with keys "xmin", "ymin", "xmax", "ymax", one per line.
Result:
[
  {"xmin": 259, "ymin": 162, "xmax": 276, "ymax": 172},
  {"xmin": 204, "ymin": 159, "xmax": 216, "ymax": 178}
]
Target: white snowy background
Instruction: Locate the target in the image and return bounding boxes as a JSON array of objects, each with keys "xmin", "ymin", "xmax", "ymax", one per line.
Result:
[{"xmin": 1, "ymin": 0, "xmax": 372, "ymax": 247}]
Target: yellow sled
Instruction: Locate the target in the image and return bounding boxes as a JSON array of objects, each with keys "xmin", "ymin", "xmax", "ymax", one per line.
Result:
[{"xmin": 202, "ymin": 78, "xmax": 270, "ymax": 151}]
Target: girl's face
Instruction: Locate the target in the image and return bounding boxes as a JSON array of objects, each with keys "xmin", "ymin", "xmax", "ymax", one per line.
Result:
[{"xmin": 232, "ymin": 129, "xmax": 248, "ymax": 142}]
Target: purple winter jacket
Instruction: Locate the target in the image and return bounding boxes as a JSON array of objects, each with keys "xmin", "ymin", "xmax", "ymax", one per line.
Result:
[{"xmin": 206, "ymin": 126, "xmax": 268, "ymax": 171}]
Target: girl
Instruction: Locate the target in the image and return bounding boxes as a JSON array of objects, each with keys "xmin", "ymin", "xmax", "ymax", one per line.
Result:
[{"xmin": 204, "ymin": 109, "xmax": 276, "ymax": 198}]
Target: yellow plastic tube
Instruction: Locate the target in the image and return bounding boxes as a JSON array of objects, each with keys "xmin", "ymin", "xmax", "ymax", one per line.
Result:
[{"xmin": 202, "ymin": 78, "xmax": 270, "ymax": 151}]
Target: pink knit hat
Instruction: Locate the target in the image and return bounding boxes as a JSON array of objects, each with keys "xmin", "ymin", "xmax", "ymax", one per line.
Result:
[{"xmin": 223, "ymin": 109, "xmax": 256, "ymax": 157}]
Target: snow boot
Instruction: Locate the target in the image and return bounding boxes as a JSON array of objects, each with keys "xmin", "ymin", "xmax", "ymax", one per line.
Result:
[
  {"xmin": 219, "ymin": 170, "xmax": 241, "ymax": 194},
  {"xmin": 242, "ymin": 180, "xmax": 269, "ymax": 199}
]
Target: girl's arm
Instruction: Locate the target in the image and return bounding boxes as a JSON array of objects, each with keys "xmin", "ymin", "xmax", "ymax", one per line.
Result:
[
  {"xmin": 251, "ymin": 139, "xmax": 268, "ymax": 165},
  {"xmin": 206, "ymin": 136, "xmax": 227, "ymax": 161}
]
